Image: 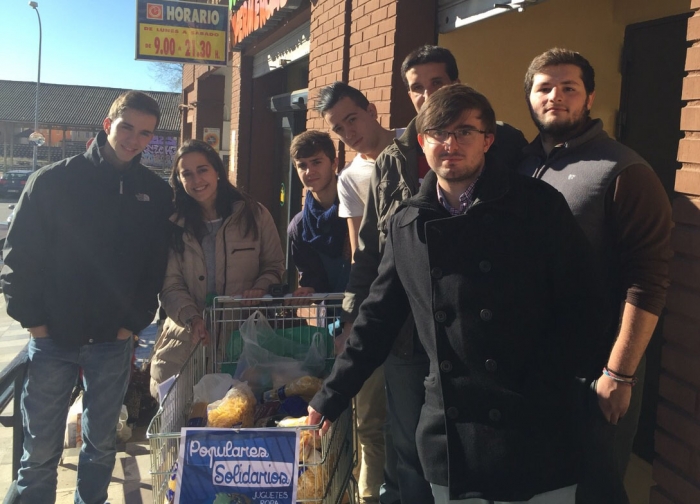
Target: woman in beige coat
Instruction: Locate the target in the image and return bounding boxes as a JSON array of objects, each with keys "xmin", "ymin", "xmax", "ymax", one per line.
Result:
[{"xmin": 150, "ymin": 139, "xmax": 285, "ymax": 398}]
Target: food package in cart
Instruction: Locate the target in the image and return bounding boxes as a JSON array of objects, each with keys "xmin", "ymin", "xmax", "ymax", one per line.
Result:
[
  {"xmin": 276, "ymin": 415, "xmax": 330, "ymax": 503},
  {"xmin": 206, "ymin": 380, "xmax": 256, "ymax": 428},
  {"xmin": 263, "ymin": 375, "xmax": 323, "ymax": 403}
]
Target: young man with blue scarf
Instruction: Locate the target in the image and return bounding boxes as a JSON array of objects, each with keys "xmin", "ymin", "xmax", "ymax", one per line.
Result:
[{"xmin": 287, "ymin": 130, "xmax": 351, "ymax": 296}]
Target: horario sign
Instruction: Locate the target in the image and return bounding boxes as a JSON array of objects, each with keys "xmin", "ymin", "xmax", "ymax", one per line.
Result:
[{"xmin": 229, "ymin": 0, "xmax": 304, "ymax": 48}]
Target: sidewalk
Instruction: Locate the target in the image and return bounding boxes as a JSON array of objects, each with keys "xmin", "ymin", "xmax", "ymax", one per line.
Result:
[{"xmin": 0, "ymin": 298, "xmax": 157, "ymax": 504}]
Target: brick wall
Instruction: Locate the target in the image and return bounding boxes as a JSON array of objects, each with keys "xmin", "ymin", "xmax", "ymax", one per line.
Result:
[
  {"xmin": 652, "ymin": 1, "xmax": 700, "ymax": 502},
  {"xmin": 307, "ymin": 0, "xmax": 435, "ymax": 164},
  {"xmin": 229, "ymin": 51, "xmax": 253, "ymax": 187}
]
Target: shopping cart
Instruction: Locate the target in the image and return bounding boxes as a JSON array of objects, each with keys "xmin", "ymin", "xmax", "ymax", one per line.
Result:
[{"xmin": 147, "ymin": 294, "xmax": 358, "ymax": 504}]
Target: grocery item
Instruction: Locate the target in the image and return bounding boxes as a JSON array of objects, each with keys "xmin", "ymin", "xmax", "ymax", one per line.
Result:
[
  {"xmin": 277, "ymin": 415, "xmax": 308, "ymax": 427},
  {"xmin": 187, "ymin": 401, "xmax": 208, "ymax": 427},
  {"xmin": 263, "ymin": 375, "xmax": 323, "ymax": 403},
  {"xmin": 207, "ymin": 381, "xmax": 256, "ymax": 428}
]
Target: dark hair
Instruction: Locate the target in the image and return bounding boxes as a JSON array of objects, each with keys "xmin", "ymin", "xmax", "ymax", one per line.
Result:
[
  {"xmin": 524, "ymin": 48, "xmax": 595, "ymax": 98},
  {"xmin": 290, "ymin": 130, "xmax": 337, "ymax": 164},
  {"xmin": 400, "ymin": 45, "xmax": 459, "ymax": 89},
  {"xmin": 170, "ymin": 139, "xmax": 259, "ymax": 248},
  {"xmin": 108, "ymin": 91, "xmax": 161, "ymax": 129},
  {"xmin": 416, "ymin": 84, "xmax": 496, "ymax": 135},
  {"xmin": 315, "ymin": 82, "xmax": 370, "ymax": 115}
]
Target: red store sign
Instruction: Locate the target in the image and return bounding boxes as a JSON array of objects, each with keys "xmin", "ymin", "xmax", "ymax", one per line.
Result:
[{"xmin": 230, "ymin": 0, "xmax": 303, "ymax": 47}]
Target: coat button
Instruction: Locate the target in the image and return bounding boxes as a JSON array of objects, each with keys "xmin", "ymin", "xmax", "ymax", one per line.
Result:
[
  {"xmin": 489, "ymin": 409, "xmax": 502, "ymax": 422},
  {"xmin": 440, "ymin": 360, "xmax": 453, "ymax": 373},
  {"xmin": 447, "ymin": 407, "xmax": 459, "ymax": 419},
  {"xmin": 435, "ymin": 311, "xmax": 447, "ymax": 323},
  {"xmin": 198, "ymin": 275, "xmax": 205, "ymax": 281},
  {"xmin": 431, "ymin": 267, "xmax": 443, "ymax": 279},
  {"xmin": 479, "ymin": 260, "xmax": 491, "ymax": 273},
  {"xmin": 88, "ymin": 338, "xmax": 94, "ymax": 343},
  {"xmin": 485, "ymin": 359, "xmax": 497, "ymax": 372},
  {"xmin": 480, "ymin": 309, "xmax": 493, "ymax": 321}
]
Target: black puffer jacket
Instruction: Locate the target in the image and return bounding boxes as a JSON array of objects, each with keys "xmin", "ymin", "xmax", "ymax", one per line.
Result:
[{"xmin": 1, "ymin": 131, "xmax": 173, "ymax": 346}]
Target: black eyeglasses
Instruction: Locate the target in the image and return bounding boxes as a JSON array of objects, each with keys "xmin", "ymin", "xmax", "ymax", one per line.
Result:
[{"xmin": 423, "ymin": 127, "xmax": 487, "ymax": 145}]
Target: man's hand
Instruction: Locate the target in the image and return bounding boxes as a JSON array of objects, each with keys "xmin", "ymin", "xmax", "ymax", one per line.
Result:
[
  {"xmin": 189, "ymin": 316, "xmax": 211, "ymax": 346},
  {"xmin": 286, "ymin": 287, "xmax": 315, "ymax": 306},
  {"xmin": 306, "ymin": 405, "xmax": 331, "ymax": 435},
  {"xmin": 596, "ymin": 374, "xmax": 632, "ymax": 425},
  {"xmin": 335, "ymin": 321, "xmax": 352, "ymax": 356},
  {"xmin": 116, "ymin": 327, "xmax": 134, "ymax": 340},
  {"xmin": 241, "ymin": 288, "xmax": 266, "ymax": 306},
  {"xmin": 28, "ymin": 325, "xmax": 48, "ymax": 338}
]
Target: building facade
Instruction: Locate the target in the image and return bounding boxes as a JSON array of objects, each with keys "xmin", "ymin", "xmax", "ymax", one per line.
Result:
[{"xmin": 183, "ymin": 1, "xmax": 699, "ymax": 501}]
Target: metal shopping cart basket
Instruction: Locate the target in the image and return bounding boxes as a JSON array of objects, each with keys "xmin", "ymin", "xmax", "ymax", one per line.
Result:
[{"xmin": 147, "ymin": 294, "xmax": 358, "ymax": 504}]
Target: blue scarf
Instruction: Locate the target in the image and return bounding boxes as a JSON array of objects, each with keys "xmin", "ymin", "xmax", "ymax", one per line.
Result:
[{"xmin": 301, "ymin": 191, "xmax": 346, "ymax": 258}]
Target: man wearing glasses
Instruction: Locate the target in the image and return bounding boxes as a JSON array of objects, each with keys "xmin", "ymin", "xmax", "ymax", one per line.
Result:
[
  {"xmin": 338, "ymin": 45, "xmax": 527, "ymax": 504},
  {"xmin": 309, "ymin": 84, "xmax": 607, "ymax": 504}
]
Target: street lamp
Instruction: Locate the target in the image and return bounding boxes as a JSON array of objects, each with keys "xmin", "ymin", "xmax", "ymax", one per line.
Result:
[{"xmin": 28, "ymin": 1, "xmax": 44, "ymax": 172}]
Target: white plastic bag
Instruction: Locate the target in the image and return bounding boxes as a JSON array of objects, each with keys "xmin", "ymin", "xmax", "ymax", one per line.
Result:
[
  {"xmin": 233, "ymin": 310, "xmax": 326, "ymax": 397},
  {"xmin": 193, "ymin": 373, "xmax": 236, "ymax": 404},
  {"xmin": 64, "ymin": 392, "xmax": 83, "ymax": 449}
]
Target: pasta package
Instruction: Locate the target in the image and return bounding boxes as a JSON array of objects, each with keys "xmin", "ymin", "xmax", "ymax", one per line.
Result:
[
  {"xmin": 207, "ymin": 381, "xmax": 256, "ymax": 428},
  {"xmin": 263, "ymin": 376, "xmax": 323, "ymax": 403}
]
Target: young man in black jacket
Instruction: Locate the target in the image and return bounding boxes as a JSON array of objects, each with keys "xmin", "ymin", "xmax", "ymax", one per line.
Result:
[
  {"xmin": 310, "ymin": 84, "xmax": 607, "ymax": 503},
  {"xmin": 1, "ymin": 91, "xmax": 173, "ymax": 504}
]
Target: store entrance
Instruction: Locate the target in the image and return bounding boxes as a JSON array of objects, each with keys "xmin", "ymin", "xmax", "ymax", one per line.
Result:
[
  {"xmin": 617, "ymin": 12, "xmax": 691, "ymax": 463},
  {"xmin": 270, "ymin": 92, "xmax": 307, "ymax": 286}
]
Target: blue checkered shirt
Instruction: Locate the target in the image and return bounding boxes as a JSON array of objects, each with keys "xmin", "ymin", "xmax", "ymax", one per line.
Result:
[{"xmin": 437, "ymin": 179, "xmax": 478, "ymax": 215}]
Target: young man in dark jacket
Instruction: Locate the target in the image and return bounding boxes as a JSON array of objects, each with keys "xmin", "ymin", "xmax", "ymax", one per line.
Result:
[
  {"xmin": 339, "ymin": 45, "xmax": 528, "ymax": 504},
  {"xmin": 1, "ymin": 91, "xmax": 173, "ymax": 504},
  {"xmin": 310, "ymin": 84, "xmax": 607, "ymax": 503}
]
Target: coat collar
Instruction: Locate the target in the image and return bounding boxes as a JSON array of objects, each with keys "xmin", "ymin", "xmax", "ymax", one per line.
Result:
[
  {"xmin": 523, "ymin": 118, "xmax": 606, "ymax": 160},
  {"xmin": 170, "ymin": 199, "xmax": 245, "ymax": 229},
  {"xmin": 84, "ymin": 130, "xmax": 143, "ymax": 171},
  {"xmin": 397, "ymin": 154, "xmax": 523, "ymax": 227}
]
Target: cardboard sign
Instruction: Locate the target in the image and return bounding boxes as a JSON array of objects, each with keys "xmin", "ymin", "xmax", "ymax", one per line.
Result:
[{"xmin": 175, "ymin": 428, "xmax": 299, "ymax": 504}]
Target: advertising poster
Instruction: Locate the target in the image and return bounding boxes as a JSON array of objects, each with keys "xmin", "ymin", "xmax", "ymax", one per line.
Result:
[
  {"xmin": 175, "ymin": 428, "xmax": 300, "ymax": 504},
  {"xmin": 203, "ymin": 128, "xmax": 221, "ymax": 152},
  {"xmin": 135, "ymin": 0, "xmax": 229, "ymax": 66}
]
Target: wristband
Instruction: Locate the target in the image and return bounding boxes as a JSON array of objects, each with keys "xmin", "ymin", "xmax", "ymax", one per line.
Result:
[{"xmin": 602, "ymin": 367, "xmax": 638, "ymax": 386}]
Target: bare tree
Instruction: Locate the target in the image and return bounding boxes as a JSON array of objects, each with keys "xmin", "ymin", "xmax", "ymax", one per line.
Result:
[{"xmin": 148, "ymin": 62, "xmax": 183, "ymax": 92}]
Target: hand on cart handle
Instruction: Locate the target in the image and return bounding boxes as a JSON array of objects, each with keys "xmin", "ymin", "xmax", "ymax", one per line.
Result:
[
  {"xmin": 285, "ymin": 286, "xmax": 316, "ymax": 306},
  {"xmin": 189, "ymin": 316, "xmax": 211, "ymax": 346},
  {"xmin": 241, "ymin": 288, "xmax": 267, "ymax": 306},
  {"xmin": 307, "ymin": 405, "xmax": 332, "ymax": 435}
]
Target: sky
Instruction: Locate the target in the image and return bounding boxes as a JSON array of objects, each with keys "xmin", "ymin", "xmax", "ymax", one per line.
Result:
[{"xmin": 0, "ymin": 0, "xmax": 177, "ymax": 92}]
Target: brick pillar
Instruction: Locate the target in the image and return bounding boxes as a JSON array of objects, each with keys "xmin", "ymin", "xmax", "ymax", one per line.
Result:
[
  {"xmin": 229, "ymin": 51, "xmax": 254, "ymax": 188},
  {"xmin": 191, "ymin": 74, "xmax": 225, "ymax": 141},
  {"xmin": 652, "ymin": 2, "xmax": 700, "ymax": 503}
]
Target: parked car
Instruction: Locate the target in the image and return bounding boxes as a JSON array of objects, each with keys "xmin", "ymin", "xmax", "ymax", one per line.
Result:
[{"xmin": 0, "ymin": 170, "xmax": 32, "ymax": 197}]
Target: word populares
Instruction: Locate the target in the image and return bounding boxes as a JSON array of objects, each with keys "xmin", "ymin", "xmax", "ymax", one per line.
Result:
[{"xmin": 189, "ymin": 440, "xmax": 269, "ymax": 469}]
